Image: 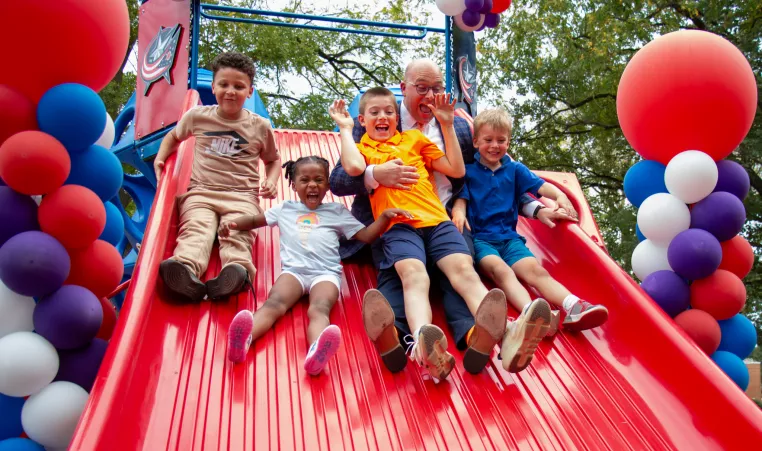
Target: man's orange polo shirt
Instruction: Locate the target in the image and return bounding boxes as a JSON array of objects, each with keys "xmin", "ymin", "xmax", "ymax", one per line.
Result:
[{"xmin": 357, "ymin": 130, "xmax": 450, "ymax": 231}]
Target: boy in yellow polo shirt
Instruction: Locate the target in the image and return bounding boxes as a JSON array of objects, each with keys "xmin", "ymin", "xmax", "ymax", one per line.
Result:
[{"xmin": 329, "ymin": 88, "xmax": 529, "ymax": 382}]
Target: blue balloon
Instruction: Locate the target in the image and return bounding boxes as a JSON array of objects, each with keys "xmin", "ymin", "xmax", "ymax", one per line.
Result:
[
  {"xmin": 66, "ymin": 145, "xmax": 123, "ymax": 201},
  {"xmin": 718, "ymin": 314, "xmax": 758, "ymax": 359},
  {"xmin": 0, "ymin": 394, "xmax": 25, "ymax": 440},
  {"xmin": 0, "ymin": 438, "xmax": 44, "ymax": 451},
  {"xmin": 624, "ymin": 160, "xmax": 668, "ymax": 208},
  {"xmin": 635, "ymin": 224, "xmax": 645, "ymax": 242},
  {"xmin": 711, "ymin": 350, "xmax": 749, "ymax": 390},
  {"xmin": 37, "ymin": 83, "xmax": 106, "ymax": 152},
  {"xmin": 100, "ymin": 201, "xmax": 125, "ymax": 246}
]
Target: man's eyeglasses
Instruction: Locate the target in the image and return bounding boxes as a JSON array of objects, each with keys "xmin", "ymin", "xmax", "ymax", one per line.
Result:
[{"xmin": 411, "ymin": 84, "xmax": 445, "ymax": 96}]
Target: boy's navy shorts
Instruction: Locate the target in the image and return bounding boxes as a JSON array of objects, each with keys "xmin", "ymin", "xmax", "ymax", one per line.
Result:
[{"xmin": 379, "ymin": 221, "xmax": 471, "ymax": 270}]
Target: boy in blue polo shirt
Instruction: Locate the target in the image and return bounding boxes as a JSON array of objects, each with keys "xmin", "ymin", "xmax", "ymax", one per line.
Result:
[{"xmin": 452, "ymin": 109, "xmax": 608, "ymax": 368}]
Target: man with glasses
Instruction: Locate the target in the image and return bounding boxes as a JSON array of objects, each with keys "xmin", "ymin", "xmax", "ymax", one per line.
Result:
[{"xmin": 329, "ymin": 59, "xmax": 551, "ymax": 373}]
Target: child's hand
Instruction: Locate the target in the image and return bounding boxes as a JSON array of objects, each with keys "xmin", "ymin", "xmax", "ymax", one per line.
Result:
[
  {"xmin": 381, "ymin": 208, "xmax": 414, "ymax": 220},
  {"xmin": 555, "ymin": 194, "xmax": 578, "ymax": 220},
  {"xmin": 537, "ymin": 207, "xmax": 578, "ymax": 229},
  {"xmin": 329, "ymin": 99, "xmax": 355, "ymax": 130},
  {"xmin": 154, "ymin": 159, "xmax": 165, "ymax": 182},
  {"xmin": 218, "ymin": 221, "xmax": 238, "ymax": 238},
  {"xmin": 425, "ymin": 93, "xmax": 456, "ymax": 126},
  {"xmin": 452, "ymin": 211, "xmax": 470, "ymax": 233},
  {"xmin": 260, "ymin": 180, "xmax": 277, "ymax": 199}
]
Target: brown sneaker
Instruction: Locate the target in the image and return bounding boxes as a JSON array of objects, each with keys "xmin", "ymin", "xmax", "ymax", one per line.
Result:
[
  {"xmin": 501, "ymin": 298, "xmax": 551, "ymax": 373},
  {"xmin": 362, "ymin": 289, "xmax": 407, "ymax": 373},
  {"xmin": 206, "ymin": 263, "xmax": 250, "ymax": 300},
  {"xmin": 562, "ymin": 300, "xmax": 608, "ymax": 332},
  {"xmin": 463, "ymin": 289, "xmax": 507, "ymax": 374},
  {"xmin": 411, "ymin": 324, "xmax": 455, "ymax": 382},
  {"xmin": 159, "ymin": 259, "xmax": 206, "ymax": 302}
]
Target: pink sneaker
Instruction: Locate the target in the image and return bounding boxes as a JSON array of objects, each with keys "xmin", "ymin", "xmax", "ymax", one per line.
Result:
[
  {"xmin": 304, "ymin": 325, "xmax": 342, "ymax": 376},
  {"xmin": 227, "ymin": 310, "xmax": 254, "ymax": 363}
]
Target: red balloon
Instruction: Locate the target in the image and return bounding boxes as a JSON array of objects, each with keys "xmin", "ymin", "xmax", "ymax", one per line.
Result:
[
  {"xmin": 491, "ymin": 0, "xmax": 512, "ymax": 13},
  {"xmin": 0, "ymin": 1, "xmax": 130, "ymax": 102},
  {"xmin": 719, "ymin": 235, "xmax": 754, "ymax": 279},
  {"xmin": 617, "ymin": 30, "xmax": 757, "ymax": 165},
  {"xmin": 66, "ymin": 240, "xmax": 124, "ymax": 299},
  {"xmin": 674, "ymin": 309, "xmax": 721, "ymax": 355},
  {"xmin": 96, "ymin": 297, "xmax": 118, "ymax": 341},
  {"xmin": 0, "ymin": 85, "xmax": 37, "ymax": 145},
  {"xmin": 690, "ymin": 269, "xmax": 746, "ymax": 320},
  {"xmin": 0, "ymin": 131, "xmax": 70, "ymax": 195},
  {"xmin": 39, "ymin": 185, "xmax": 106, "ymax": 249}
]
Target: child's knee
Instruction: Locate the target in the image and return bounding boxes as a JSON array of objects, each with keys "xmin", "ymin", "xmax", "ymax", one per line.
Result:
[
  {"xmin": 262, "ymin": 296, "xmax": 289, "ymax": 317},
  {"xmin": 307, "ymin": 301, "xmax": 332, "ymax": 319},
  {"xmin": 523, "ymin": 261, "xmax": 550, "ymax": 282},
  {"xmin": 494, "ymin": 263, "xmax": 518, "ymax": 282},
  {"xmin": 394, "ymin": 259, "xmax": 427, "ymax": 280}
]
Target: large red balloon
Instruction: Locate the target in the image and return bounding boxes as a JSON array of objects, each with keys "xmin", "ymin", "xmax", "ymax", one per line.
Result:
[
  {"xmin": 96, "ymin": 297, "xmax": 118, "ymax": 341},
  {"xmin": 66, "ymin": 240, "xmax": 124, "ymax": 299},
  {"xmin": 0, "ymin": 85, "xmax": 37, "ymax": 145},
  {"xmin": 0, "ymin": 1, "xmax": 130, "ymax": 102},
  {"xmin": 674, "ymin": 309, "xmax": 721, "ymax": 355},
  {"xmin": 718, "ymin": 235, "xmax": 754, "ymax": 279},
  {"xmin": 617, "ymin": 30, "xmax": 757, "ymax": 164},
  {"xmin": 690, "ymin": 269, "xmax": 746, "ymax": 320},
  {"xmin": 0, "ymin": 131, "xmax": 70, "ymax": 195},
  {"xmin": 39, "ymin": 185, "xmax": 106, "ymax": 249},
  {"xmin": 491, "ymin": 0, "xmax": 512, "ymax": 13}
]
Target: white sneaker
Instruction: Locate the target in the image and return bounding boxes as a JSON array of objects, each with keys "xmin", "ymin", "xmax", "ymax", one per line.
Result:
[{"xmin": 501, "ymin": 299, "xmax": 551, "ymax": 373}]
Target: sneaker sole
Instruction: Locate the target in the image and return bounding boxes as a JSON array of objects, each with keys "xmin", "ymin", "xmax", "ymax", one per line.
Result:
[
  {"xmin": 159, "ymin": 260, "xmax": 206, "ymax": 302},
  {"xmin": 207, "ymin": 264, "xmax": 249, "ymax": 300},
  {"xmin": 362, "ymin": 289, "xmax": 407, "ymax": 373},
  {"xmin": 304, "ymin": 325, "xmax": 342, "ymax": 376},
  {"xmin": 502, "ymin": 299, "xmax": 551, "ymax": 373},
  {"xmin": 463, "ymin": 289, "xmax": 507, "ymax": 374},
  {"xmin": 227, "ymin": 310, "xmax": 254, "ymax": 363},
  {"xmin": 563, "ymin": 306, "xmax": 608, "ymax": 332},
  {"xmin": 419, "ymin": 325, "xmax": 455, "ymax": 381}
]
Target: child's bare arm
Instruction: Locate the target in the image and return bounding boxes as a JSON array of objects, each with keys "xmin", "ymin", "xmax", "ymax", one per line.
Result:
[
  {"xmin": 451, "ymin": 198, "xmax": 470, "ymax": 233},
  {"xmin": 537, "ymin": 183, "xmax": 577, "ymax": 219},
  {"xmin": 353, "ymin": 208, "xmax": 414, "ymax": 243},
  {"xmin": 260, "ymin": 156, "xmax": 282, "ymax": 199},
  {"xmin": 329, "ymin": 99, "xmax": 367, "ymax": 177},
  {"xmin": 153, "ymin": 131, "xmax": 182, "ymax": 182},
  {"xmin": 219, "ymin": 214, "xmax": 268, "ymax": 238},
  {"xmin": 428, "ymin": 94, "xmax": 465, "ymax": 178}
]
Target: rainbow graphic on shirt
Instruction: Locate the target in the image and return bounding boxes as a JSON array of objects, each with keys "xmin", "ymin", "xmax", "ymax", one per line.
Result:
[{"xmin": 296, "ymin": 212, "xmax": 319, "ymax": 246}]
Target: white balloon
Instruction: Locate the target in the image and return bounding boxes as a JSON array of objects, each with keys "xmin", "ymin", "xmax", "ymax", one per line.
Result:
[
  {"xmin": 454, "ymin": 12, "xmax": 485, "ymax": 32},
  {"xmin": 0, "ymin": 280, "xmax": 36, "ymax": 339},
  {"xmin": 22, "ymin": 381, "xmax": 89, "ymax": 449},
  {"xmin": 94, "ymin": 113, "xmax": 115, "ymax": 149},
  {"xmin": 0, "ymin": 332, "xmax": 59, "ymax": 397},
  {"xmin": 636, "ymin": 193, "xmax": 690, "ymax": 246},
  {"xmin": 436, "ymin": 0, "xmax": 467, "ymax": 16},
  {"xmin": 631, "ymin": 239, "xmax": 672, "ymax": 281},
  {"xmin": 665, "ymin": 150, "xmax": 718, "ymax": 204}
]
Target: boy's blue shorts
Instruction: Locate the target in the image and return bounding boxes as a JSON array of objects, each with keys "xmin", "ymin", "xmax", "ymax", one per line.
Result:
[
  {"xmin": 379, "ymin": 221, "xmax": 470, "ymax": 270},
  {"xmin": 473, "ymin": 237, "xmax": 535, "ymax": 267}
]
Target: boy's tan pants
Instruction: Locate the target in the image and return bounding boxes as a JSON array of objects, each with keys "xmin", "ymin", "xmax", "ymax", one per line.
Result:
[{"xmin": 172, "ymin": 189, "xmax": 261, "ymax": 279}]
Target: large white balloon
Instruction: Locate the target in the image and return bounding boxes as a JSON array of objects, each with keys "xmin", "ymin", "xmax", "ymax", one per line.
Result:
[
  {"xmin": 665, "ymin": 150, "xmax": 718, "ymax": 204},
  {"xmin": 22, "ymin": 381, "xmax": 89, "ymax": 449},
  {"xmin": 637, "ymin": 193, "xmax": 690, "ymax": 246},
  {"xmin": 435, "ymin": 0, "xmax": 467, "ymax": 16},
  {"xmin": 94, "ymin": 113, "xmax": 115, "ymax": 149},
  {"xmin": 631, "ymin": 239, "xmax": 672, "ymax": 281},
  {"xmin": 0, "ymin": 279, "xmax": 36, "ymax": 339},
  {"xmin": 0, "ymin": 332, "xmax": 59, "ymax": 397}
]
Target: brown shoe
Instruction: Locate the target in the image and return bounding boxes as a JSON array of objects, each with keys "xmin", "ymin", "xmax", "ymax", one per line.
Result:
[
  {"xmin": 463, "ymin": 289, "xmax": 507, "ymax": 374},
  {"xmin": 501, "ymin": 298, "xmax": 551, "ymax": 373},
  {"xmin": 206, "ymin": 263, "xmax": 250, "ymax": 300},
  {"xmin": 159, "ymin": 259, "xmax": 206, "ymax": 302},
  {"xmin": 362, "ymin": 289, "xmax": 407, "ymax": 373}
]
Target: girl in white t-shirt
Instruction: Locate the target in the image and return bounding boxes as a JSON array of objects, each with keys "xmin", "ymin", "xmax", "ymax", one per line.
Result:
[{"xmin": 220, "ymin": 156, "xmax": 410, "ymax": 375}]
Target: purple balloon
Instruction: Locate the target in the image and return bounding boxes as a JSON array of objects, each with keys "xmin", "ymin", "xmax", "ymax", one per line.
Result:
[
  {"xmin": 668, "ymin": 229, "xmax": 722, "ymax": 281},
  {"xmin": 690, "ymin": 191, "xmax": 746, "ymax": 242},
  {"xmin": 714, "ymin": 160, "xmax": 750, "ymax": 200},
  {"xmin": 0, "ymin": 231, "xmax": 70, "ymax": 297},
  {"xmin": 33, "ymin": 285, "xmax": 103, "ymax": 349},
  {"xmin": 0, "ymin": 187, "xmax": 39, "ymax": 248},
  {"xmin": 465, "ymin": 0, "xmax": 485, "ymax": 11},
  {"xmin": 484, "ymin": 13, "xmax": 500, "ymax": 28},
  {"xmin": 55, "ymin": 338, "xmax": 108, "ymax": 391},
  {"xmin": 480, "ymin": 0, "xmax": 494, "ymax": 13},
  {"xmin": 641, "ymin": 270, "xmax": 690, "ymax": 317},
  {"xmin": 462, "ymin": 9, "xmax": 483, "ymax": 27}
]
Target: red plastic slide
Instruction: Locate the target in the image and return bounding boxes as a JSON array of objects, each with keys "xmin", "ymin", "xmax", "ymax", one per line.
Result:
[{"xmin": 71, "ymin": 90, "xmax": 762, "ymax": 450}]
